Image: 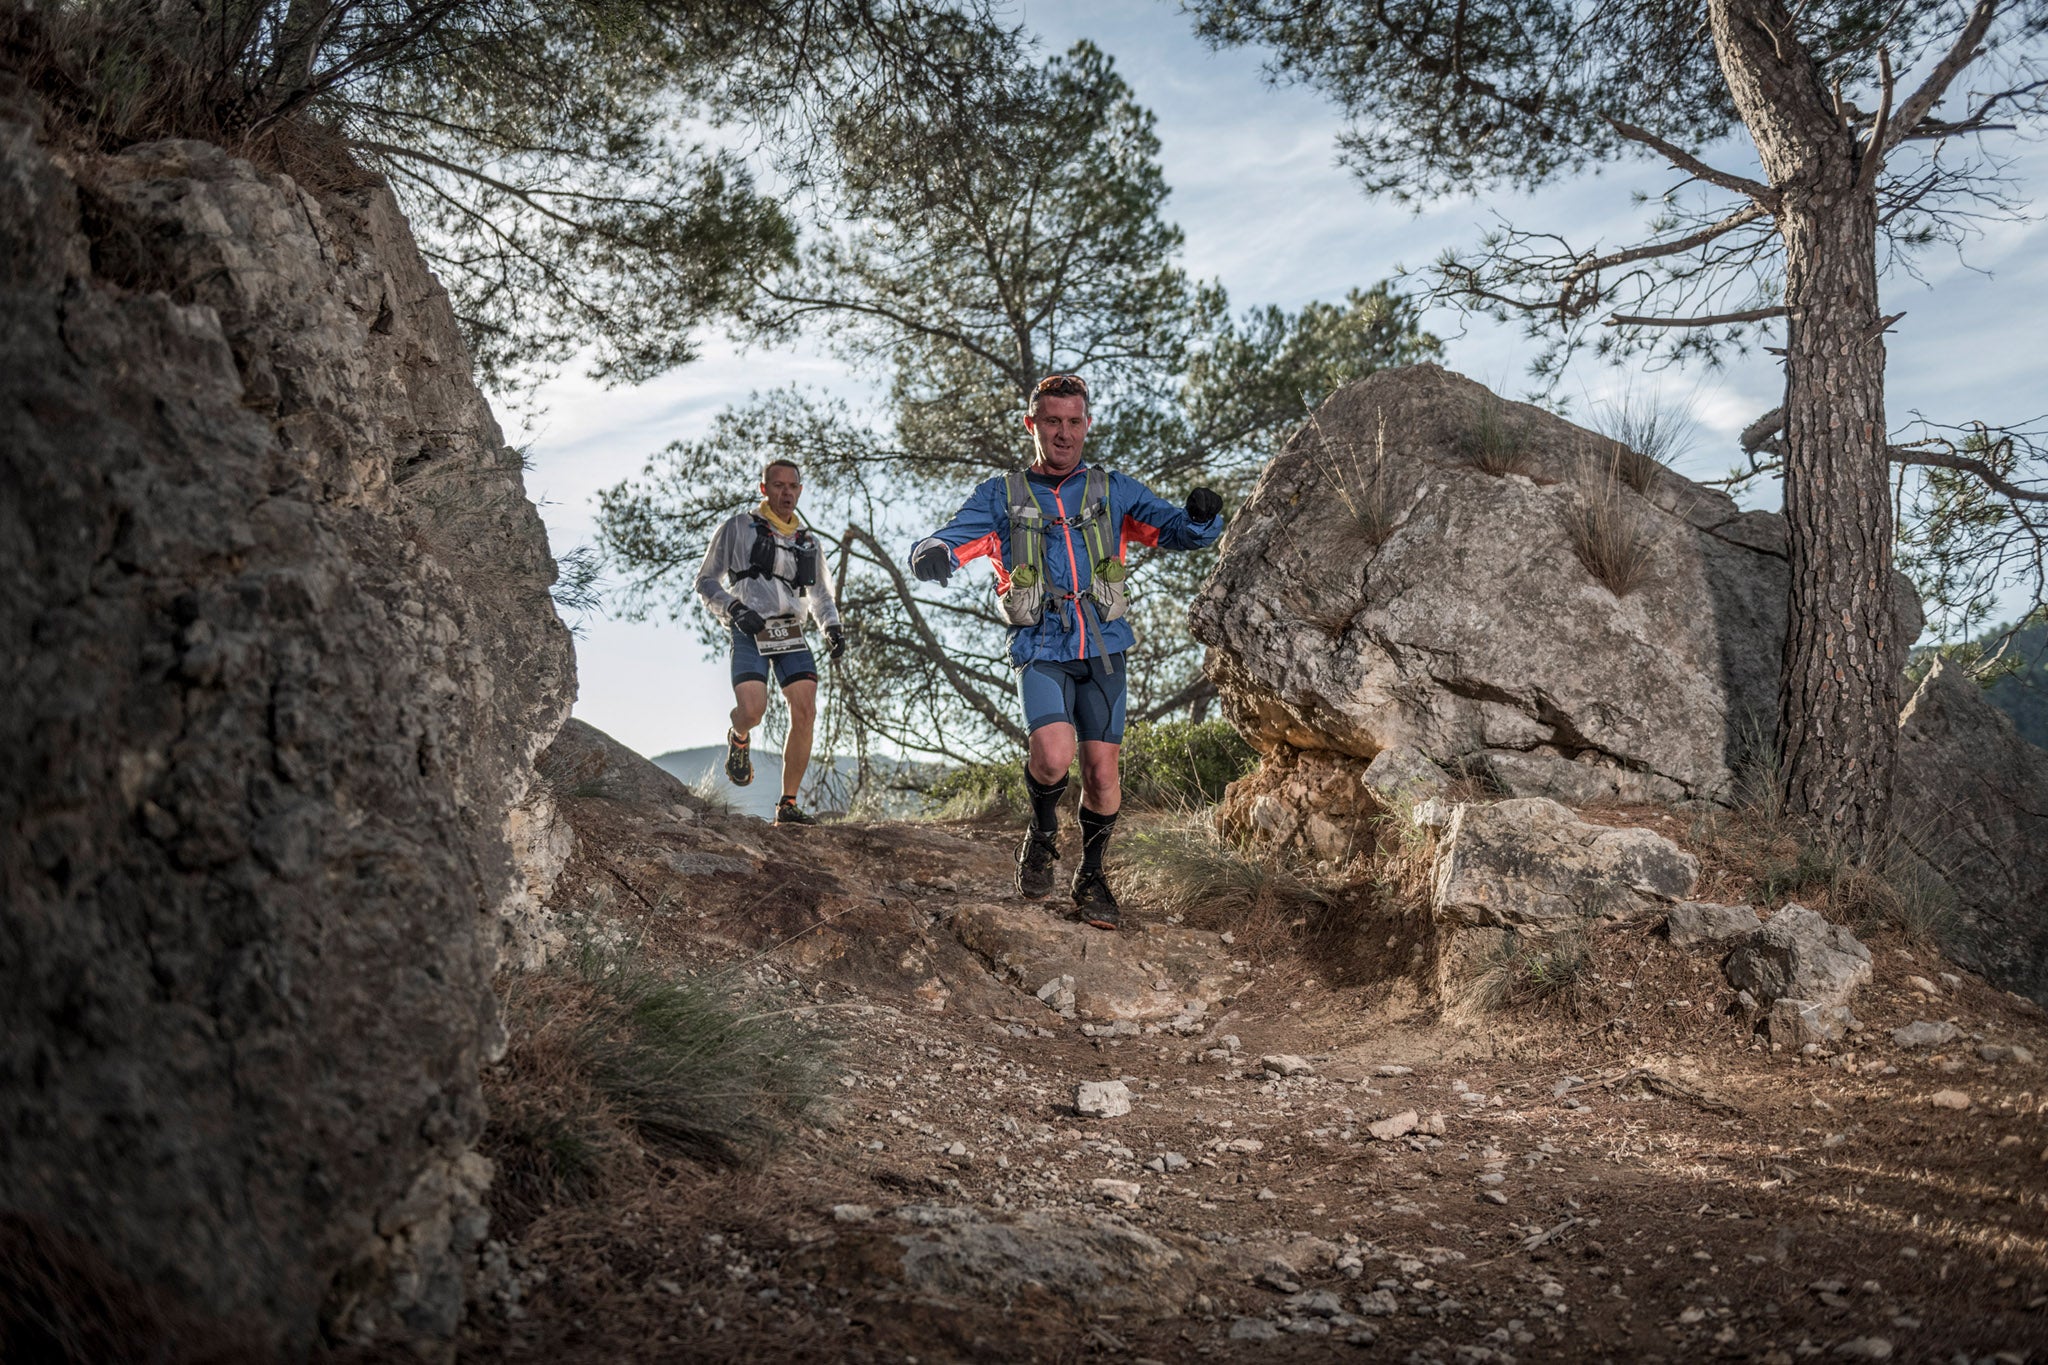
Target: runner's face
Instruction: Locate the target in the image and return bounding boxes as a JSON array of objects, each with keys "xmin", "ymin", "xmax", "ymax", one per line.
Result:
[
  {"xmin": 761, "ymin": 466, "xmax": 801, "ymax": 519},
  {"xmin": 1025, "ymin": 395, "xmax": 1090, "ymax": 475}
]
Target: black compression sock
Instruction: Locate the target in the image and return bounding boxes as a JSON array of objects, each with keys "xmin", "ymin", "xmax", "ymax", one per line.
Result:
[
  {"xmin": 1078, "ymin": 806, "xmax": 1118, "ymax": 875},
  {"xmin": 1025, "ymin": 771, "xmax": 1068, "ymax": 836}
]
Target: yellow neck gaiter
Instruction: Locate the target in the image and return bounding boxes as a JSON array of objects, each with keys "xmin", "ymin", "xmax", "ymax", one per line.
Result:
[{"xmin": 756, "ymin": 500, "xmax": 801, "ymax": 536}]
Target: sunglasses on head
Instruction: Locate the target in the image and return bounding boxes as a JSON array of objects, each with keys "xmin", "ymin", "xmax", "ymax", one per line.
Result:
[{"xmin": 1032, "ymin": 374, "xmax": 1088, "ymax": 398}]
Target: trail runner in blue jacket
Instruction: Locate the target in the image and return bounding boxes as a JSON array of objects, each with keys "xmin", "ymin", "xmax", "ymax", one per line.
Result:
[{"xmin": 910, "ymin": 374, "xmax": 1224, "ymax": 929}]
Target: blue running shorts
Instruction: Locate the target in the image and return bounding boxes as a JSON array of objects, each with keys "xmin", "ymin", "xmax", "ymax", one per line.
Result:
[
  {"xmin": 730, "ymin": 625, "xmax": 818, "ymax": 689},
  {"xmin": 1017, "ymin": 654, "xmax": 1127, "ymax": 744}
]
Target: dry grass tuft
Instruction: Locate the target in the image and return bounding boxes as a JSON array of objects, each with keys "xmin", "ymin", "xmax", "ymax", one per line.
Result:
[
  {"xmin": 483, "ymin": 941, "xmax": 837, "ymax": 1235},
  {"xmin": 0, "ymin": 1213, "xmax": 267, "ymax": 1365},
  {"xmin": 1591, "ymin": 392, "xmax": 1695, "ymax": 494},
  {"xmin": 1307, "ymin": 406, "xmax": 1406, "ymax": 547},
  {"xmin": 1563, "ymin": 443, "xmax": 1657, "ymax": 596},
  {"xmin": 1111, "ymin": 810, "xmax": 1335, "ymax": 951},
  {"xmin": 1454, "ymin": 929, "xmax": 1593, "ymax": 1016},
  {"xmin": 1687, "ymin": 734, "xmax": 1960, "ymax": 948},
  {"xmin": 1460, "ymin": 393, "xmax": 1535, "ymax": 477}
]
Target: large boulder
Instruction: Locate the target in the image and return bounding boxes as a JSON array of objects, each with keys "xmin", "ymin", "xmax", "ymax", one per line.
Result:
[
  {"xmin": 1193, "ymin": 365, "xmax": 1922, "ymax": 828},
  {"xmin": 1895, "ymin": 658, "xmax": 2048, "ymax": 1000},
  {"xmin": 1725, "ymin": 904, "xmax": 1873, "ymax": 1010},
  {"xmin": 0, "ymin": 109, "xmax": 573, "ymax": 1353}
]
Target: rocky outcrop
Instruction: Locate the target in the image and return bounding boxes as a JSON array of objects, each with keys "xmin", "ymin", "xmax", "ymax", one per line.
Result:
[
  {"xmin": 1432, "ymin": 799, "xmax": 1699, "ymax": 931},
  {"xmin": 0, "ymin": 100, "xmax": 572, "ymax": 1356},
  {"xmin": 953, "ymin": 903, "xmax": 1240, "ymax": 1024},
  {"xmin": 1895, "ymin": 658, "xmax": 2048, "ymax": 1000},
  {"xmin": 1193, "ymin": 364, "xmax": 1922, "ymax": 837}
]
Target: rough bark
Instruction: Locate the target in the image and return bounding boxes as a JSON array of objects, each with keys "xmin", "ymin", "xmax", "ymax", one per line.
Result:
[{"xmin": 1709, "ymin": 0, "xmax": 1902, "ymax": 850}]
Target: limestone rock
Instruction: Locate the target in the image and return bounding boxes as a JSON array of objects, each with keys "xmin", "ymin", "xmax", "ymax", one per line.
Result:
[
  {"xmin": 1192, "ymin": 364, "xmax": 1922, "ymax": 809},
  {"xmin": 1726, "ymin": 905, "xmax": 1872, "ymax": 1009},
  {"xmin": 952, "ymin": 902, "xmax": 1236, "ymax": 1022},
  {"xmin": 1091, "ymin": 1178, "xmax": 1142, "ymax": 1207},
  {"xmin": 1767, "ymin": 999, "xmax": 1856, "ymax": 1047},
  {"xmin": 0, "ymin": 118, "xmax": 572, "ymax": 1351},
  {"xmin": 1928, "ymin": 1089, "xmax": 1973, "ymax": 1111},
  {"xmin": 1363, "ymin": 744, "xmax": 1447, "ymax": 808},
  {"xmin": 1895, "ymin": 658, "xmax": 2048, "ymax": 1001},
  {"xmin": 1666, "ymin": 901, "xmax": 1763, "ymax": 949},
  {"xmin": 891, "ymin": 1211, "xmax": 1201, "ymax": 1312},
  {"xmin": 1261, "ymin": 1054, "xmax": 1314, "ymax": 1078},
  {"xmin": 1075, "ymin": 1080, "xmax": 1133, "ymax": 1118},
  {"xmin": 1432, "ymin": 799, "xmax": 1699, "ymax": 930},
  {"xmin": 1891, "ymin": 1020, "xmax": 1961, "ymax": 1049},
  {"xmin": 1367, "ymin": 1111, "xmax": 1420, "ymax": 1142}
]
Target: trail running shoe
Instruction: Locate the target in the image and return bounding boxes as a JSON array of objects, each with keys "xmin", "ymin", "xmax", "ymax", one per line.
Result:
[
  {"xmin": 775, "ymin": 796, "xmax": 816, "ymax": 825},
  {"xmin": 1016, "ymin": 829, "xmax": 1060, "ymax": 899},
  {"xmin": 1071, "ymin": 869, "xmax": 1121, "ymax": 931},
  {"xmin": 724, "ymin": 728, "xmax": 752, "ymax": 786}
]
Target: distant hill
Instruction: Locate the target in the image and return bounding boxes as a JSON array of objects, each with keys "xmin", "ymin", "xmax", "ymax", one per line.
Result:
[
  {"xmin": 1983, "ymin": 616, "xmax": 2048, "ymax": 750},
  {"xmin": 649, "ymin": 745, "xmax": 937, "ymax": 819}
]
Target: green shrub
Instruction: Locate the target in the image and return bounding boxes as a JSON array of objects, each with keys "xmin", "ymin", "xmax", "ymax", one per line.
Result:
[
  {"xmin": 1120, "ymin": 719, "xmax": 1258, "ymax": 806},
  {"xmin": 918, "ymin": 719, "xmax": 1255, "ymax": 816}
]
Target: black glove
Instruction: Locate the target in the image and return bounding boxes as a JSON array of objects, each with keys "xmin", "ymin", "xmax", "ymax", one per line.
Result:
[
  {"xmin": 912, "ymin": 540, "xmax": 954, "ymax": 585},
  {"xmin": 1186, "ymin": 486, "xmax": 1224, "ymax": 522},
  {"xmin": 729, "ymin": 602, "xmax": 767, "ymax": 637},
  {"xmin": 826, "ymin": 624, "xmax": 847, "ymax": 661}
]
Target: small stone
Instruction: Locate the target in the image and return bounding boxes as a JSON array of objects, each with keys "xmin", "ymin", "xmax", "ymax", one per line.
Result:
[
  {"xmin": 1929, "ymin": 1089, "xmax": 1972, "ymax": 1110},
  {"xmin": 1256, "ymin": 1187, "xmax": 1279, "ymax": 1202},
  {"xmin": 1373, "ymin": 1064, "xmax": 1414, "ymax": 1077},
  {"xmin": 1355, "ymin": 1289, "xmax": 1398, "ymax": 1316},
  {"xmin": 1891, "ymin": 1020, "xmax": 1961, "ymax": 1049},
  {"xmin": 1285, "ymin": 1290, "xmax": 1346, "ymax": 1317},
  {"xmin": 942, "ymin": 1141, "xmax": 968, "ymax": 1157},
  {"xmin": 1258, "ymin": 1268, "xmax": 1302, "ymax": 1293},
  {"xmin": 1160, "ymin": 1151, "xmax": 1189, "ymax": 1171},
  {"xmin": 1481, "ymin": 1190, "xmax": 1509, "ymax": 1205},
  {"xmin": 1368, "ymin": 1110, "xmax": 1420, "ymax": 1142},
  {"xmin": 1221, "ymin": 1034, "xmax": 1243, "ymax": 1051},
  {"xmin": 1978, "ymin": 1043, "xmax": 2035, "ymax": 1065},
  {"xmin": 1938, "ymin": 971, "xmax": 1962, "ymax": 990},
  {"xmin": 1091, "ymin": 1178, "xmax": 1142, "ymax": 1207},
  {"xmin": 1832, "ymin": 1337, "xmax": 1893, "ymax": 1360},
  {"xmin": 1223, "ymin": 1137, "xmax": 1266, "ymax": 1154},
  {"xmin": 1075, "ymin": 1080, "xmax": 1132, "ymax": 1118},
  {"xmin": 1229, "ymin": 1317, "xmax": 1280, "ymax": 1342},
  {"xmin": 1906, "ymin": 975, "xmax": 1942, "ymax": 996},
  {"xmin": 1262, "ymin": 1054, "xmax": 1315, "ymax": 1077},
  {"xmin": 1679, "ymin": 1307, "xmax": 1707, "ymax": 1324},
  {"xmin": 830, "ymin": 1204, "xmax": 874, "ymax": 1222},
  {"xmin": 1423, "ymin": 1113, "xmax": 1447, "ymax": 1136}
]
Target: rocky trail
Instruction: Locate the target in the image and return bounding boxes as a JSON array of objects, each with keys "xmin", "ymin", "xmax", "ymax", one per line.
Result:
[{"xmin": 463, "ymin": 725, "xmax": 2048, "ymax": 1365}]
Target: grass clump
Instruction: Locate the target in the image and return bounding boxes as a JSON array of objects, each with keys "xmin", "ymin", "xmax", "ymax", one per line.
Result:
[
  {"xmin": 484, "ymin": 940, "xmax": 836, "ymax": 1233},
  {"xmin": 1307, "ymin": 407, "xmax": 1405, "ymax": 547},
  {"xmin": 1460, "ymin": 393, "xmax": 1535, "ymax": 477},
  {"xmin": 1563, "ymin": 443, "xmax": 1657, "ymax": 597},
  {"xmin": 1690, "ymin": 730, "xmax": 1960, "ymax": 949},
  {"xmin": 1457, "ymin": 930, "xmax": 1592, "ymax": 1015},
  {"xmin": 1591, "ymin": 392, "xmax": 1694, "ymax": 494},
  {"xmin": 1111, "ymin": 810, "xmax": 1333, "ymax": 943}
]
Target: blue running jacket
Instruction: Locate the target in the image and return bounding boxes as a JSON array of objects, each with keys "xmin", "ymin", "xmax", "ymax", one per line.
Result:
[{"xmin": 912, "ymin": 466, "xmax": 1223, "ymax": 668}]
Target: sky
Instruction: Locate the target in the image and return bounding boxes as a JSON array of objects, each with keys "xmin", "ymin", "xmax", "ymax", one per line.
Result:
[{"xmin": 514, "ymin": 0, "xmax": 2048, "ymax": 762}]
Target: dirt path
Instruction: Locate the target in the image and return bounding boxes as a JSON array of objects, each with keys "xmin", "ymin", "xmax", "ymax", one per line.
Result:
[{"xmin": 465, "ymin": 784, "xmax": 2048, "ymax": 1365}]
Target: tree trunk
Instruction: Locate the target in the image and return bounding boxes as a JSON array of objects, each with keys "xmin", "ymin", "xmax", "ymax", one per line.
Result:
[{"xmin": 1709, "ymin": 0, "xmax": 1902, "ymax": 851}]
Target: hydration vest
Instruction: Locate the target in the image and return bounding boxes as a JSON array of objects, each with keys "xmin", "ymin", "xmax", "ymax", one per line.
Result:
[
  {"xmin": 998, "ymin": 468, "xmax": 1127, "ymax": 630},
  {"xmin": 732, "ymin": 515, "xmax": 818, "ymax": 590}
]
